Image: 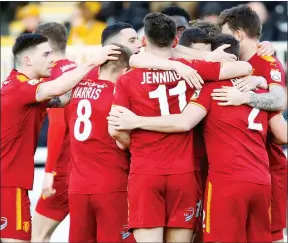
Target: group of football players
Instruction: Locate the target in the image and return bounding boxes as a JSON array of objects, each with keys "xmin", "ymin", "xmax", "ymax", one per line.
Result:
[{"xmin": 1, "ymin": 4, "xmax": 287, "ymax": 243}]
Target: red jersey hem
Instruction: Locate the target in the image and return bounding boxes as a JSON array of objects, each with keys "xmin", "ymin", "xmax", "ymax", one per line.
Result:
[{"xmin": 129, "ymin": 169, "xmax": 195, "ymax": 175}]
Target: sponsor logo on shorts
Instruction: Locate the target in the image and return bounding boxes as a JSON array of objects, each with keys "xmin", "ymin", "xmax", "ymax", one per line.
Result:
[
  {"xmin": 184, "ymin": 207, "xmax": 195, "ymax": 222},
  {"xmin": 1, "ymin": 217, "xmax": 8, "ymax": 230},
  {"xmin": 120, "ymin": 225, "xmax": 131, "ymax": 240}
]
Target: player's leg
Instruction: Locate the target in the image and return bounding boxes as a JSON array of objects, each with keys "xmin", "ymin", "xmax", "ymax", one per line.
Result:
[
  {"xmin": 1, "ymin": 187, "xmax": 31, "ymax": 242},
  {"xmin": 68, "ymin": 194, "xmax": 96, "ymax": 243},
  {"xmin": 93, "ymin": 191, "xmax": 135, "ymax": 242},
  {"xmin": 246, "ymin": 183, "xmax": 272, "ymax": 242},
  {"xmin": 165, "ymin": 173, "xmax": 197, "ymax": 243},
  {"xmin": 203, "ymin": 175, "xmax": 248, "ymax": 242},
  {"xmin": 128, "ymin": 173, "xmax": 166, "ymax": 243},
  {"xmin": 32, "ymin": 173, "xmax": 69, "ymax": 242},
  {"xmin": 270, "ymin": 164, "xmax": 287, "ymax": 242}
]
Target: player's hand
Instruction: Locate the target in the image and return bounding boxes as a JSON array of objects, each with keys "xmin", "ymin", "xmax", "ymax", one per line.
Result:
[
  {"xmin": 234, "ymin": 76, "xmax": 267, "ymax": 92},
  {"xmin": 257, "ymin": 41, "xmax": 275, "ymax": 56},
  {"xmin": 174, "ymin": 62, "xmax": 204, "ymax": 89},
  {"xmin": 211, "ymin": 86, "xmax": 250, "ymax": 106},
  {"xmin": 209, "ymin": 44, "xmax": 237, "ymax": 62},
  {"xmin": 89, "ymin": 45, "xmax": 121, "ymax": 66},
  {"xmin": 107, "ymin": 106, "xmax": 139, "ymax": 130},
  {"xmin": 41, "ymin": 172, "xmax": 56, "ymax": 199}
]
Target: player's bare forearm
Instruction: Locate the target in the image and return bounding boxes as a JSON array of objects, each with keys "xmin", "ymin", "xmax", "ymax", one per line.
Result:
[
  {"xmin": 108, "ymin": 125, "xmax": 131, "ymax": 150},
  {"xmin": 246, "ymin": 85, "xmax": 286, "ymax": 111},
  {"xmin": 219, "ymin": 61, "xmax": 252, "ymax": 80},
  {"xmin": 130, "ymin": 52, "xmax": 176, "ymax": 70},
  {"xmin": 46, "ymin": 90, "xmax": 72, "ymax": 108},
  {"xmin": 173, "ymin": 45, "xmax": 206, "ymax": 61},
  {"xmin": 269, "ymin": 114, "xmax": 287, "ymax": 144},
  {"xmin": 136, "ymin": 114, "xmax": 190, "ymax": 133},
  {"xmin": 36, "ymin": 63, "xmax": 95, "ymax": 102},
  {"xmin": 137, "ymin": 105, "xmax": 206, "ymax": 132}
]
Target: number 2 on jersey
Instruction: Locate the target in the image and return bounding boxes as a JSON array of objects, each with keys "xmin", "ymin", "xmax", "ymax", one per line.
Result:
[
  {"xmin": 74, "ymin": 99, "xmax": 92, "ymax": 141},
  {"xmin": 248, "ymin": 108, "xmax": 263, "ymax": 131},
  {"xmin": 149, "ymin": 80, "xmax": 187, "ymax": 116}
]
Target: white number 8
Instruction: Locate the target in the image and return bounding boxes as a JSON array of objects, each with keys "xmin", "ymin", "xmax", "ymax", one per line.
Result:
[{"xmin": 74, "ymin": 99, "xmax": 92, "ymax": 141}]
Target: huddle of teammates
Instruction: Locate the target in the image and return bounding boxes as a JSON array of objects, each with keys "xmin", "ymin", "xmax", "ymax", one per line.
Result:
[{"xmin": 1, "ymin": 4, "xmax": 287, "ymax": 243}]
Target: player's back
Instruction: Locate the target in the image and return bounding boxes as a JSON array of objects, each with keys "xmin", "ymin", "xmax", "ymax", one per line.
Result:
[
  {"xmin": 68, "ymin": 77, "xmax": 130, "ymax": 194},
  {"xmin": 198, "ymin": 79, "xmax": 271, "ymax": 184},
  {"xmin": 115, "ymin": 67, "xmax": 196, "ymax": 175},
  {"xmin": 1, "ymin": 70, "xmax": 46, "ymax": 190}
]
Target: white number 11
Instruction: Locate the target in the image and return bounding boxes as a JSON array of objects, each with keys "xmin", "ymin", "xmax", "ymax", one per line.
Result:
[{"xmin": 149, "ymin": 81, "xmax": 187, "ymax": 116}]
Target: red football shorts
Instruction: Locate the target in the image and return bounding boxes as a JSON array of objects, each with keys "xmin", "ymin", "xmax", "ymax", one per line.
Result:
[
  {"xmin": 0, "ymin": 187, "xmax": 31, "ymax": 241},
  {"xmin": 203, "ymin": 175, "xmax": 272, "ymax": 243},
  {"xmin": 69, "ymin": 192, "xmax": 134, "ymax": 243},
  {"xmin": 127, "ymin": 173, "xmax": 197, "ymax": 230},
  {"xmin": 35, "ymin": 173, "xmax": 69, "ymax": 221},
  {"xmin": 270, "ymin": 164, "xmax": 287, "ymax": 237}
]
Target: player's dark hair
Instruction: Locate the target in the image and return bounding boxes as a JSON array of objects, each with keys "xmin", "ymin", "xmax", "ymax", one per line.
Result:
[
  {"xmin": 191, "ymin": 21, "xmax": 221, "ymax": 38},
  {"xmin": 101, "ymin": 22, "xmax": 133, "ymax": 46},
  {"xmin": 101, "ymin": 43, "xmax": 132, "ymax": 70},
  {"xmin": 161, "ymin": 6, "xmax": 191, "ymax": 22},
  {"xmin": 34, "ymin": 22, "xmax": 68, "ymax": 53},
  {"xmin": 211, "ymin": 34, "xmax": 240, "ymax": 58},
  {"xmin": 144, "ymin": 12, "xmax": 176, "ymax": 48},
  {"xmin": 179, "ymin": 28, "xmax": 212, "ymax": 47},
  {"xmin": 12, "ymin": 34, "xmax": 48, "ymax": 62},
  {"xmin": 218, "ymin": 4, "xmax": 262, "ymax": 39}
]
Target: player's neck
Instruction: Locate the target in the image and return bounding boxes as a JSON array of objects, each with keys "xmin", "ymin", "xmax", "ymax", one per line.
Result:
[
  {"xmin": 17, "ymin": 66, "xmax": 40, "ymax": 79},
  {"xmin": 98, "ymin": 67, "xmax": 120, "ymax": 84},
  {"xmin": 53, "ymin": 52, "xmax": 66, "ymax": 61},
  {"xmin": 145, "ymin": 45, "xmax": 172, "ymax": 59},
  {"xmin": 240, "ymin": 39, "xmax": 258, "ymax": 62}
]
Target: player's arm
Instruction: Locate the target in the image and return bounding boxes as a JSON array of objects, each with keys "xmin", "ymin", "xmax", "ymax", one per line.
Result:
[
  {"xmin": 45, "ymin": 108, "xmax": 66, "ymax": 173},
  {"xmin": 245, "ymin": 85, "xmax": 286, "ymax": 111},
  {"xmin": 36, "ymin": 45, "xmax": 120, "ymax": 103},
  {"xmin": 174, "ymin": 44, "xmax": 237, "ymax": 62},
  {"xmin": 109, "ymin": 74, "xmax": 132, "ymax": 149},
  {"xmin": 108, "ymin": 104, "xmax": 206, "ymax": 133},
  {"xmin": 108, "ymin": 88, "xmax": 211, "ymax": 133},
  {"xmin": 46, "ymin": 90, "xmax": 72, "ymax": 108},
  {"xmin": 108, "ymin": 110, "xmax": 131, "ymax": 150},
  {"xmin": 268, "ymin": 113, "xmax": 287, "ymax": 145}
]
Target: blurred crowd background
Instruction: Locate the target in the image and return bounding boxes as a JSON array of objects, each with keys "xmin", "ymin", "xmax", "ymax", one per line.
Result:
[
  {"xmin": 1, "ymin": 1, "xmax": 287, "ymax": 44},
  {"xmin": 0, "ymin": 1, "xmax": 287, "ymax": 150}
]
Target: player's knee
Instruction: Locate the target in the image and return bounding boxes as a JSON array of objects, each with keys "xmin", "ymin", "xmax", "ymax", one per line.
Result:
[
  {"xmin": 133, "ymin": 227, "xmax": 164, "ymax": 243},
  {"xmin": 166, "ymin": 228, "xmax": 194, "ymax": 243}
]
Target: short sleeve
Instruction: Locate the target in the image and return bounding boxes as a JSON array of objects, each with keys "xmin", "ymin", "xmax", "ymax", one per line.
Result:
[
  {"xmin": 186, "ymin": 60, "xmax": 221, "ymax": 81},
  {"xmin": 268, "ymin": 111, "xmax": 282, "ymax": 121},
  {"xmin": 113, "ymin": 75, "xmax": 131, "ymax": 109},
  {"xmin": 189, "ymin": 83, "xmax": 214, "ymax": 111},
  {"xmin": 18, "ymin": 79, "xmax": 42, "ymax": 105},
  {"xmin": 261, "ymin": 58, "xmax": 286, "ymax": 88}
]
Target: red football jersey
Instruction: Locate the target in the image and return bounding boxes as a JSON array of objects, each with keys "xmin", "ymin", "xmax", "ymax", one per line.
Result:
[
  {"xmin": 43, "ymin": 59, "xmax": 77, "ymax": 175},
  {"xmin": 192, "ymin": 80, "xmax": 278, "ymax": 185},
  {"xmin": 1, "ymin": 70, "xmax": 47, "ymax": 190},
  {"xmin": 248, "ymin": 54, "xmax": 287, "ymax": 170},
  {"xmin": 113, "ymin": 59, "xmax": 221, "ymax": 175},
  {"xmin": 68, "ymin": 77, "xmax": 130, "ymax": 194}
]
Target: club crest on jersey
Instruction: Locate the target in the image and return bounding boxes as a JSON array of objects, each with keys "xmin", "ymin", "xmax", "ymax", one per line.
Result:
[
  {"xmin": 28, "ymin": 79, "xmax": 41, "ymax": 85},
  {"xmin": 270, "ymin": 69, "xmax": 281, "ymax": 82},
  {"xmin": 191, "ymin": 89, "xmax": 201, "ymax": 100}
]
